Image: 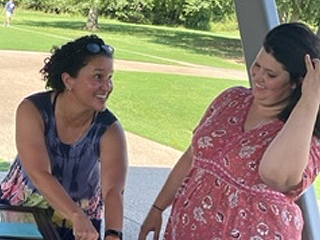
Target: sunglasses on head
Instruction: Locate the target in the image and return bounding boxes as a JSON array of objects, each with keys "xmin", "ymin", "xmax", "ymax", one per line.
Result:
[{"xmin": 78, "ymin": 42, "xmax": 114, "ymax": 56}]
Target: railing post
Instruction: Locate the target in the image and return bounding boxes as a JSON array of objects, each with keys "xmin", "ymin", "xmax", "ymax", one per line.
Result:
[
  {"xmin": 234, "ymin": 0, "xmax": 279, "ymax": 83},
  {"xmin": 297, "ymin": 185, "xmax": 320, "ymax": 240}
]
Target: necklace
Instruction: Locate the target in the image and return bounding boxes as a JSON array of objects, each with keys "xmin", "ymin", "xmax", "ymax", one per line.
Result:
[
  {"xmin": 72, "ymin": 112, "xmax": 96, "ymax": 146},
  {"xmin": 72, "ymin": 119, "xmax": 90, "ymax": 145},
  {"xmin": 54, "ymin": 92, "xmax": 96, "ymax": 146}
]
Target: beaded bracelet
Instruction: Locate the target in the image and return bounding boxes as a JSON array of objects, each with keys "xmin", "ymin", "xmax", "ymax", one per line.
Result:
[{"xmin": 152, "ymin": 204, "xmax": 165, "ymax": 212}]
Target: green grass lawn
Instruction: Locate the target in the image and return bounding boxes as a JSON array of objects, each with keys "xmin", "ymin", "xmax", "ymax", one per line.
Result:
[
  {"xmin": 109, "ymin": 71, "xmax": 248, "ymax": 150},
  {"xmin": 0, "ymin": 10, "xmax": 245, "ymax": 70},
  {"xmin": 0, "ymin": 158, "xmax": 10, "ymax": 171},
  {"xmin": 316, "ymin": 176, "xmax": 320, "ymax": 198}
]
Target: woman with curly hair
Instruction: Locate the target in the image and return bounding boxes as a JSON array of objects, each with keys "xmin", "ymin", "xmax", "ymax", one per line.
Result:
[{"xmin": 0, "ymin": 35, "xmax": 127, "ymax": 240}]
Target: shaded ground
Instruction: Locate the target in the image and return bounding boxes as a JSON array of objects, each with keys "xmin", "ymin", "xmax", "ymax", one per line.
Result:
[{"xmin": 0, "ymin": 50, "xmax": 247, "ymax": 166}]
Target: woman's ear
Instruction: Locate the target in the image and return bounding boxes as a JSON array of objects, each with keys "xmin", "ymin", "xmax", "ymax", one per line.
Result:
[
  {"xmin": 291, "ymin": 83, "xmax": 297, "ymax": 90},
  {"xmin": 61, "ymin": 72, "xmax": 73, "ymax": 91},
  {"xmin": 291, "ymin": 77, "xmax": 303, "ymax": 90}
]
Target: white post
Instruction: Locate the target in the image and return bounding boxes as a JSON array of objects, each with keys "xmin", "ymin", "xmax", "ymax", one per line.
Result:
[{"xmin": 234, "ymin": 0, "xmax": 279, "ymax": 84}]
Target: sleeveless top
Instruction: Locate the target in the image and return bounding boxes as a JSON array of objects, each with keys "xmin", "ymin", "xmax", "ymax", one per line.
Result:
[{"xmin": 0, "ymin": 91, "xmax": 117, "ymax": 220}]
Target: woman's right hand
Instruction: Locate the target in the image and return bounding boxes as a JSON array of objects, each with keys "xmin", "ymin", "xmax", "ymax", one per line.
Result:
[
  {"xmin": 138, "ymin": 207, "xmax": 163, "ymax": 240},
  {"xmin": 71, "ymin": 211, "xmax": 99, "ymax": 240}
]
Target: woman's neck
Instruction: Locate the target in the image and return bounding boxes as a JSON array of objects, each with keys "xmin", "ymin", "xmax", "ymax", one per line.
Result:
[
  {"xmin": 250, "ymin": 98, "xmax": 289, "ymax": 119},
  {"xmin": 55, "ymin": 91, "xmax": 95, "ymax": 127}
]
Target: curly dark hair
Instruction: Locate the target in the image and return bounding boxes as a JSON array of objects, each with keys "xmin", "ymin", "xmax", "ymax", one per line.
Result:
[
  {"xmin": 263, "ymin": 22, "xmax": 320, "ymax": 138},
  {"xmin": 40, "ymin": 34, "xmax": 114, "ymax": 92}
]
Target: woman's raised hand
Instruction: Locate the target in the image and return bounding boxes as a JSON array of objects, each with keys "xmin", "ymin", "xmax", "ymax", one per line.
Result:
[{"xmin": 302, "ymin": 54, "xmax": 320, "ymax": 105}]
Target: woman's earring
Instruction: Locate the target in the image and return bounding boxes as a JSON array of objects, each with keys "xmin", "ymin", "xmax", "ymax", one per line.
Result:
[{"xmin": 67, "ymin": 87, "xmax": 72, "ymax": 91}]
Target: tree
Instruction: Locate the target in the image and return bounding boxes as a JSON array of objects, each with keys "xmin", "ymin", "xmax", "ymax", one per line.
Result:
[
  {"xmin": 210, "ymin": 0, "xmax": 234, "ymax": 22},
  {"xmin": 276, "ymin": 0, "xmax": 320, "ymax": 24},
  {"xmin": 298, "ymin": 0, "xmax": 320, "ymax": 35},
  {"xmin": 84, "ymin": 0, "xmax": 100, "ymax": 30},
  {"xmin": 152, "ymin": 0, "xmax": 184, "ymax": 25},
  {"xmin": 276, "ymin": 0, "xmax": 320, "ymax": 34},
  {"xmin": 63, "ymin": 0, "xmax": 103, "ymax": 30},
  {"xmin": 101, "ymin": 0, "xmax": 154, "ymax": 24}
]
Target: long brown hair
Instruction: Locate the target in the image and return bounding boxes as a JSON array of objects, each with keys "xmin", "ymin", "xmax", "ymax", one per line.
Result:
[{"xmin": 263, "ymin": 22, "xmax": 320, "ymax": 138}]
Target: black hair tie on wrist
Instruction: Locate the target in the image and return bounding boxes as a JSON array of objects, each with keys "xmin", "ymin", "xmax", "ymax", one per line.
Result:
[
  {"xmin": 152, "ymin": 204, "xmax": 165, "ymax": 212},
  {"xmin": 105, "ymin": 229, "xmax": 123, "ymax": 240}
]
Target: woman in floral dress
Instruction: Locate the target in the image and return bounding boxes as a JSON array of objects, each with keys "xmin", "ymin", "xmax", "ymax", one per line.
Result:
[{"xmin": 139, "ymin": 22, "xmax": 320, "ymax": 240}]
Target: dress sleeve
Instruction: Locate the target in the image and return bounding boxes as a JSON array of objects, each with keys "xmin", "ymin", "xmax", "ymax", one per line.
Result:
[
  {"xmin": 193, "ymin": 87, "xmax": 246, "ymax": 133},
  {"xmin": 288, "ymin": 136, "xmax": 320, "ymax": 197}
]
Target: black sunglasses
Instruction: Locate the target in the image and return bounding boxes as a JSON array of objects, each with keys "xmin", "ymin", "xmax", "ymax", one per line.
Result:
[{"xmin": 77, "ymin": 42, "xmax": 114, "ymax": 56}]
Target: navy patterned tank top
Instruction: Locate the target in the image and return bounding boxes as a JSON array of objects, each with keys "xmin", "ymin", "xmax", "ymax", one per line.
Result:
[{"xmin": 0, "ymin": 91, "xmax": 117, "ymax": 219}]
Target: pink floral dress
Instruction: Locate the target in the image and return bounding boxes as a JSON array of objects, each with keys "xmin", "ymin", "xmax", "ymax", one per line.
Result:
[{"xmin": 164, "ymin": 87, "xmax": 320, "ymax": 240}]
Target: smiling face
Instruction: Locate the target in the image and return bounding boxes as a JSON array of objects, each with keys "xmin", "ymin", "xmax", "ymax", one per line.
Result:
[
  {"xmin": 250, "ymin": 48, "xmax": 296, "ymax": 109},
  {"xmin": 64, "ymin": 55, "xmax": 114, "ymax": 112}
]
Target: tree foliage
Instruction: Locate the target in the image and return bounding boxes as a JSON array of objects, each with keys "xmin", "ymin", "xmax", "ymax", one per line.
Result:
[
  {"xmin": 10, "ymin": 0, "xmax": 320, "ymax": 37},
  {"xmin": 101, "ymin": 0, "xmax": 154, "ymax": 23},
  {"xmin": 16, "ymin": 0, "xmax": 236, "ymax": 30},
  {"xmin": 18, "ymin": 0, "xmax": 79, "ymax": 13},
  {"xmin": 298, "ymin": 0, "xmax": 320, "ymax": 27},
  {"xmin": 15, "ymin": 0, "xmax": 320, "ymax": 31},
  {"xmin": 151, "ymin": 0, "xmax": 184, "ymax": 25},
  {"xmin": 211, "ymin": 0, "xmax": 234, "ymax": 21},
  {"xmin": 276, "ymin": 0, "xmax": 320, "ymax": 26},
  {"xmin": 182, "ymin": 0, "xmax": 212, "ymax": 30}
]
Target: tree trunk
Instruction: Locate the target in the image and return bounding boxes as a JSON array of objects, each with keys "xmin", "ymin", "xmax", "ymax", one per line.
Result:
[
  {"xmin": 84, "ymin": 7, "xmax": 99, "ymax": 30},
  {"xmin": 278, "ymin": 11, "xmax": 288, "ymax": 23}
]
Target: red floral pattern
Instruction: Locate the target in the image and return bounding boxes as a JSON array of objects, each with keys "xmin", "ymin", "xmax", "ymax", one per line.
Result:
[{"xmin": 164, "ymin": 87, "xmax": 320, "ymax": 240}]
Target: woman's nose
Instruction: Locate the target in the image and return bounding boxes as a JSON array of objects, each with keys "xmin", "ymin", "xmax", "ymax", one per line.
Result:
[
  {"xmin": 252, "ymin": 68, "xmax": 264, "ymax": 82},
  {"xmin": 101, "ymin": 79, "xmax": 113, "ymax": 92}
]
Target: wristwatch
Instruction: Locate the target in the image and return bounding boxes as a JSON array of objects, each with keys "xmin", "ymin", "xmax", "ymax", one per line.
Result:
[{"xmin": 105, "ymin": 229, "xmax": 123, "ymax": 240}]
